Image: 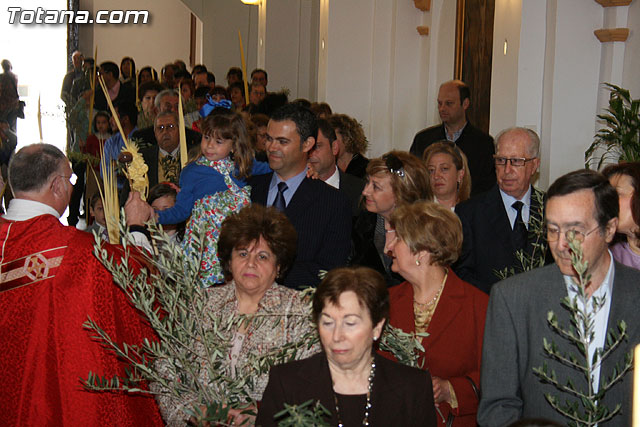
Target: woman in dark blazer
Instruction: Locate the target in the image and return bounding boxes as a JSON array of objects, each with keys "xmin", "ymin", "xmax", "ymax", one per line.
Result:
[
  {"xmin": 385, "ymin": 201, "xmax": 488, "ymax": 427},
  {"xmin": 256, "ymin": 267, "xmax": 437, "ymax": 427},
  {"xmin": 350, "ymin": 151, "xmax": 431, "ymax": 287}
]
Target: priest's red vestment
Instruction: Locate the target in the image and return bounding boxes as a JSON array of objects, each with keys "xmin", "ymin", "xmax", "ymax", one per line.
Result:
[{"xmin": 0, "ymin": 214, "xmax": 163, "ymax": 426}]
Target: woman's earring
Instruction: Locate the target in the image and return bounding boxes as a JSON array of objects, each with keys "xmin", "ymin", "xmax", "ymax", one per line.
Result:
[{"xmin": 415, "ymin": 259, "xmax": 420, "ymax": 266}]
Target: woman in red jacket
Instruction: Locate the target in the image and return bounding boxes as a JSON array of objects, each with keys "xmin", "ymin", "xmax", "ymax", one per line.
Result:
[{"xmin": 384, "ymin": 201, "xmax": 488, "ymax": 426}]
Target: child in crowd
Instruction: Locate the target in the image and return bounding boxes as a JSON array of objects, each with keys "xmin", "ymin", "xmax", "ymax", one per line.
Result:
[
  {"xmin": 147, "ymin": 182, "xmax": 185, "ymax": 244},
  {"xmin": 84, "ymin": 111, "xmax": 112, "ymax": 162},
  {"xmin": 83, "ymin": 111, "xmax": 112, "ymax": 203},
  {"xmin": 153, "ymin": 110, "xmax": 270, "ymax": 285},
  {"xmin": 85, "ymin": 194, "xmax": 108, "ymax": 242}
]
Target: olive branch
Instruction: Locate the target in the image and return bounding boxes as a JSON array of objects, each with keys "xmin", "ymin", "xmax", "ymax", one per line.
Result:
[{"xmin": 532, "ymin": 233, "xmax": 632, "ymax": 426}]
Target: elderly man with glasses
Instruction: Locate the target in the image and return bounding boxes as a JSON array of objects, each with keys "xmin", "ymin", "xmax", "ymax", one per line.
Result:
[
  {"xmin": 453, "ymin": 127, "xmax": 551, "ymax": 294},
  {"xmin": 139, "ymin": 111, "xmax": 196, "ymax": 190},
  {"xmin": 478, "ymin": 168, "xmax": 640, "ymax": 426}
]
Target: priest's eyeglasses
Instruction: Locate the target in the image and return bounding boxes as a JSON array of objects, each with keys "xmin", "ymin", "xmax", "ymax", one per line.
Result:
[
  {"xmin": 59, "ymin": 173, "xmax": 78, "ymax": 186},
  {"xmin": 383, "ymin": 153, "xmax": 405, "ymax": 178},
  {"xmin": 494, "ymin": 156, "xmax": 537, "ymax": 167},
  {"xmin": 545, "ymin": 225, "xmax": 600, "ymax": 242}
]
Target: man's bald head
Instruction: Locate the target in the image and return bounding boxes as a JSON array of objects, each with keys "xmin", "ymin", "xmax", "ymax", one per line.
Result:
[{"xmin": 9, "ymin": 144, "xmax": 67, "ymax": 195}]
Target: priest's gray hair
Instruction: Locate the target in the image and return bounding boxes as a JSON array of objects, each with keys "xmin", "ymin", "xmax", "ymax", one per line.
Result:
[{"xmin": 9, "ymin": 143, "xmax": 66, "ymax": 194}]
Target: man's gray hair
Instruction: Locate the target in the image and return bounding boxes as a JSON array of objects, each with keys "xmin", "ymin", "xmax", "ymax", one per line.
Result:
[
  {"xmin": 154, "ymin": 89, "xmax": 179, "ymax": 110},
  {"xmin": 495, "ymin": 127, "xmax": 540, "ymax": 158},
  {"xmin": 154, "ymin": 111, "xmax": 179, "ymax": 127},
  {"xmin": 9, "ymin": 144, "xmax": 66, "ymax": 194}
]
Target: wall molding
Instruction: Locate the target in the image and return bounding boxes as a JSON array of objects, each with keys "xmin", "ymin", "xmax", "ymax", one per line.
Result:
[
  {"xmin": 594, "ymin": 27, "xmax": 630, "ymax": 42},
  {"xmin": 594, "ymin": 0, "xmax": 632, "ymax": 7}
]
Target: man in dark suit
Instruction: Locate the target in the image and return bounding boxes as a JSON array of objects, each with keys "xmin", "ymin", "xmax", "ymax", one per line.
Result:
[
  {"xmin": 131, "ymin": 89, "xmax": 201, "ymax": 151},
  {"xmin": 249, "ymin": 104, "xmax": 352, "ymax": 289},
  {"xmin": 140, "ymin": 112, "xmax": 195, "ymax": 189},
  {"xmin": 478, "ymin": 169, "xmax": 640, "ymax": 426},
  {"xmin": 454, "ymin": 127, "xmax": 546, "ymax": 294},
  {"xmin": 410, "ymin": 80, "xmax": 495, "ymax": 196},
  {"xmin": 308, "ymin": 118, "xmax": 364, "ymax": 217}
]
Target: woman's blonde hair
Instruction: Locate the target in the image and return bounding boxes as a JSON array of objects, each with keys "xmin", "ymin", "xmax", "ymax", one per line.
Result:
[
  {"xmin": 365, "ymin": 151, "xmax": 431, "ymax": 205},
  {"xmin": 389, "ymin": 201, "xmax": 463, "ymax": 267},
  {"xmin": 201, "ymin": 111, "xmax": 253, "ymax": 179},
  {"xmin": 422, "ymin": 141, "xmax": 472, "ymax": 203}
]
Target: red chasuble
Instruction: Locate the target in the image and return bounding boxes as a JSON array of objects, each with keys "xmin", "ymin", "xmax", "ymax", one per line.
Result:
[{"xmin": 0, "ymin": 214, "xmax": 163, "ymax": 426}]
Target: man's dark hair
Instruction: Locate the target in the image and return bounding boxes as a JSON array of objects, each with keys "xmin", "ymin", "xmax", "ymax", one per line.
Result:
[
  {"xmin": 291, "ymin": 98, "xmax": 311, "ymax": 109},
  {"xmin": 138, "ymin": 81, "xmax": 164, "ymax": 102},
  {"xmin": 162, "ymin": 63, "xmax": 176, "ymax": 75},
  {"xmin": 547, "ymin": 169, "xmax": 619, "ymax": 229},
  {"xmin": 174, "ymin": 70, "xmax": 190, "ymax": 81},
  {"xmin": 9, "ymin": 144, "xmax": 66, "ymax": 194},
  {"xmin": 271, "ymin": 103, "xmax": 318, "ymax": 144},
  {"xmin": 114, "ymin": 100, "xmax": 138, "ymax": 128},
  {"xmin": 100, "ymin": 61, "xmax": 119, "ymax": 80},
  {"xmin": 192, "ymin": 64, "xmax": 208, "ymax": 77},
  {"xmin": 317, "ymin": 118, "xmax": 336, "ymax": 143},
  {"xmin": 173, "ymin": 59, "xmax": 187, "ymax": 72},
  {"xmin": 251, "ymin": 68, "xmax": 268, "ymax": 82},
  {"xmin": 206, "ymin": 72, "xmax": 216, "ymax": 85},
  {"xmin": 211, "ymin": 85, "xmax": 229, "ymax": 99},
  {"xmin": 194, "ymin": 86, "xmax": 211, "ymax": 99},
  {"xmin": 252, "ymin": 92, "xmax": 289, "ymax": 117},
  {"xmin": 227, "ymin": 67, "xmax": 243, "ymax": 81},
  {"xmin": 83, "ymin": 57, "xmax": 95, "ymax": 68}
]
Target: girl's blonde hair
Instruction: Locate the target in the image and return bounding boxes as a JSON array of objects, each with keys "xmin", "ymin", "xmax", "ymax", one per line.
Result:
[{"xmin": 201, "ymin": 111, "xmax": 253, "ymax": 179}]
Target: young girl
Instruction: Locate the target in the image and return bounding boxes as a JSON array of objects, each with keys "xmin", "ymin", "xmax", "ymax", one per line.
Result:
[{"xmin": 154, "ymin": 110, "xmax": 270, "ymax": 285}]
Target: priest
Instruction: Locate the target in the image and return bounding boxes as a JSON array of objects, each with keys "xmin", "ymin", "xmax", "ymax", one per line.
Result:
[{"xmin": 0, "ymin": 143, "xmax": 162, "ymax": 426}]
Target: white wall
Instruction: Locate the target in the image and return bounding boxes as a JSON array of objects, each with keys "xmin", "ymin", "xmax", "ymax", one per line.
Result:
[
  {"xmin": 323, "ymin": 0, "xmax": 456, "ymax": 157},
  {"xmin": 79, "ymin": 0, "xmax": 196, "ymax": 75},
  {"xmin": 489, "ymin": 0, "xmax": 522, "ymax": 137},
  {"xmin": 197, "ymin": 1, "xmax": 258, "ymax": 83},
  {"xmin": 515, "ymin": 0, "xmax": 546, "ymax": 135},
  {"xmin": 265, "ymin": 0, "xmax": 318, "ymax": 99},
  {"xmin": 622, "ymin": 1, "xmax": 640, "ymax": 97},
  {"xmin": 542, "ymin": 0, "xmax": 602, "ymax": 187}
]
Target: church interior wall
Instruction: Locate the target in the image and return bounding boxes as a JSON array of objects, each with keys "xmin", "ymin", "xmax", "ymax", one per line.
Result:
[{"xmin": 79, "ymin": 0, "xmax": 198, "ymax": 77}]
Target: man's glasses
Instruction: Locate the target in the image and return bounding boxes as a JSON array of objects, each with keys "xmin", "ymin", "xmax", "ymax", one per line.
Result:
[
  {"xmin": 383, "ymin": 153, "xmax": 405, "ymax": 177},
  {"xmin": 494, "ymin": 156, "xmax": 537, "ymax": 167},
  {"xmin": 545, "ymin": 225, "xmax": 600, "ymax": 243},
  {"xmin": 155, "ymin": 124, "xmax": 176, "ymax": 132},
  {"xmin": 59, "ymin": 173, "xmax": 78, "ymax": 186}
]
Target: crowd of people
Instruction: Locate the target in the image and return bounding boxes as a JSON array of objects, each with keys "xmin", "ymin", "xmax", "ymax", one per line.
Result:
[{"xmin": 0, "ymin": 51, "xmax": 639, "ymax": 427}]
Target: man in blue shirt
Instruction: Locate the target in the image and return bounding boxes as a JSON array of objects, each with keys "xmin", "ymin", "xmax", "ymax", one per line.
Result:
[{"xmin": 249, "ymin": 104, "xmax": 352, "ymax": 289}]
